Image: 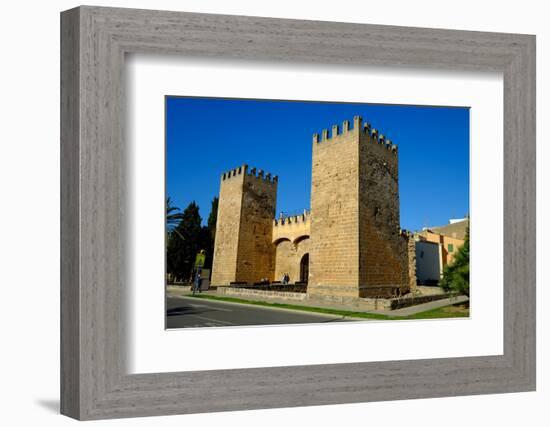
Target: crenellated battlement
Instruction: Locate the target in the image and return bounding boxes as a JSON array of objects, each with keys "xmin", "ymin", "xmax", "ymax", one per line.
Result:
[
  {"xmin": 246, "ymin": 166, "xmax": 278, "ymax": 184},
  {"xmin": 221, "ymin": 164, "xmax": 278, "ymax": 184},
  {"xmin": 312, "ymin": 116, "xmax": 398, "ymax": 154},
  {"xmin": 272, "ymin": 209, "xmax": 311, "ymax": 245},
  {"xmin": 312, "ymin": 115, "xmax": 362, "ymax": 143},
  {"xmin": 368, "ymin": 129, "xmax": 398, "ymax": 153},
  {"xmin": 273, "ymin": 209, "xmax": 311, "ymax": 227},
  {"xmin": 221, "ymin": 164, "xmax": 247, "ymax": 181}
]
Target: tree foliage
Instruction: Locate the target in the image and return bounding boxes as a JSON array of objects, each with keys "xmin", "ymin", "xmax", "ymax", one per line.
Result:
[
  {"xmin": 165, "ymin": 197, "xmax": 184, "ymax": 231},
  {"xmin": 439, "ymin": 225, "xmax": 470, "ymax": 296},
  {"xmin": 202, "ymin": 197, "xmax": 218, "ymax": 268},
  {"xmin": 207, "ymin": 197, "xmax": 219, "ymax": 241},
  {"xmin": 166, "ymin": 198, "xmax": 217, "ymax": 282}
]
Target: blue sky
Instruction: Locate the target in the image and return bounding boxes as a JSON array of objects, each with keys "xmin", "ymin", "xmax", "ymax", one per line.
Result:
[{"xmin": 166, "ymin": 96, "xmax": 469, "ymax": 231}]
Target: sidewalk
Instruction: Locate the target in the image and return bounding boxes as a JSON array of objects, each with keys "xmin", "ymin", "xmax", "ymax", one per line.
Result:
[
  {"xmin": 167, "ymin": 285, "xmax": 216, "ymax": 296},
  {"xmin": 387, "ymin": 295, "xmax": 469, "ymax": 316}
]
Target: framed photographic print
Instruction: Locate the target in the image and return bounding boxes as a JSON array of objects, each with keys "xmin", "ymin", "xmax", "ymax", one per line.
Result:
[
  {"xmin": 164, "ymin": 97, "xmax": 471, "ymax": 331},
  {"xmin": 61, "ymin": 5, "xmax": 536, "ymax": 420}
]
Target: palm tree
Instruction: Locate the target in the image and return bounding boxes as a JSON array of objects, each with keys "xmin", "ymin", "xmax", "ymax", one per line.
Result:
[{"xmin": 166, "ymin": 197, "xmax": 185, "ymax": 240}]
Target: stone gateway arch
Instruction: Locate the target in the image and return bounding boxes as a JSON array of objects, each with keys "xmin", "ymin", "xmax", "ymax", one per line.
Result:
[{"xmin": 211, "ymin": 116, "xmax": 415, "ymax": 300}]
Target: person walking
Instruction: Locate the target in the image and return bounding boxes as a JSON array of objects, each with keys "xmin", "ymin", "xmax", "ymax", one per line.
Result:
[{"xmin": 193, "ymin": 268, "xmax": 202, "ymax": 295}]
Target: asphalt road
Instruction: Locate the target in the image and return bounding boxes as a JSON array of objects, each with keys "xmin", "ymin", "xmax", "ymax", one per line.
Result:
[{"xmin": 166, "ymin": 295, "xmax": 352, "ymax": 328}]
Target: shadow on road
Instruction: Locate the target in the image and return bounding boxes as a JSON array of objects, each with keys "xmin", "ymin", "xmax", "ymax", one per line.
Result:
[
  {"xmin": 320, "ymin": 317, "xmax": 348, "ymax": 323},
  {"xmin": 166, "ymin": 305, "xmax": 223, "ymax": 317}
]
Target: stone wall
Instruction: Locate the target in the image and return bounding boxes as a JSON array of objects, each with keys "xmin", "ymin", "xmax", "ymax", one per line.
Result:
[
  {"xmin": 228, "ymin": 283, "xmax": 308, "ymax": 292},
  {"xmin": 407, "ymin": 233, "xmax": 417, "ymax": 290},
  {"xmin": 211, "ymin": 166, "xmax": 246, "ymax": 285},
  {"xmin": 358, "ymin": 121, "xmax": 410, "ymax": 297},
  {"xmin": 235, "ymin": 168, "xmax": 277, "ymax": 283},
  {"xmin": 308, "ymin": 116, "xmax": 410, "ymax": 299},
  {"xmin": 217, "ymin": 286, "xmax": 451, "ymax": 312},
  {"xmin": 273, "ymin": 237, "xmax": 310, "ymax": 284},
  {"xmin": 308, "ymin": 117, "xmax": 361, "ymax": 297},
  {"xmin": 217, "ymin": 286, "xmax": 308, "ymax": 302}
]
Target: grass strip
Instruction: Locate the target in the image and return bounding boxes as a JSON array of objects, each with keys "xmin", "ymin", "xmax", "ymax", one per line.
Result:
[{"xmin": 189, "ymin": 294, "xmax": 468, "ymax": 320}]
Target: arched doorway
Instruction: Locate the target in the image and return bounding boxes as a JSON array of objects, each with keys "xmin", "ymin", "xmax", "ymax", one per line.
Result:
[{"xmin": 299, "ymin": 253, "xmax": 309, "ymax": 283}]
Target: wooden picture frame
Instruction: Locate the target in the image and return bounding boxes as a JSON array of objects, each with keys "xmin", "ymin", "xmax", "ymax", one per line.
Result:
[{"xmin": 60, "ymin": 5, "xmax": 536, "ymax": 420}]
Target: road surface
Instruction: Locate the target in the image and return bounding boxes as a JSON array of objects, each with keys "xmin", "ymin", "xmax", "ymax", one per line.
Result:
[{"xmin": 166, "ymin": 295, "xmax": 353, "ymax": 328}]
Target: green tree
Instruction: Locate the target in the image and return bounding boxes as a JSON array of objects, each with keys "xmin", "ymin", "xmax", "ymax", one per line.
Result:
[
  {"xmin": 207, "ymin": 197, "xmax": 219, "ymax": 241},
  {"xmin": 199, "ymin": 197, "xmax": 218, "ymax": 269},
  {"xmin": 165, "ymin": 197, "xmax": 219, "ymax": 280},
  {"xmin": 439, "ymin": 225, "xmax": 470, "ymax": 296},
  {"xmin": 166, "ymin": 201, "xmax": 203, "ymax": 282}
]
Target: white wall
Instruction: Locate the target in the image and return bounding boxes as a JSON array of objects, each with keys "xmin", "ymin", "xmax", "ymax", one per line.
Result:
[{"xmin": 0, "ymin": 1, "xmax": 546, "ymax": 426}]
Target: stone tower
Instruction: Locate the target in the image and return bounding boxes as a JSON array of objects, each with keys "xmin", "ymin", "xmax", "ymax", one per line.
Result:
[
  {"xmin": 211, "ymin": 164, "xmax": 278, "ymax": 286},
  {"xmin": 308, "ymin": 116, "xmax": 409, "ymax": 299}
]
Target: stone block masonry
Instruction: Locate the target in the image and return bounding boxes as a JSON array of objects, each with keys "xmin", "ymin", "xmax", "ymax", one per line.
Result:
[
  {"xmin": 309, "ymin": 116, "xmax": 410, "ymax": 298},
  {"xmin": 211, "ymin": 165, "xmax": 277, "ymax": 285}
]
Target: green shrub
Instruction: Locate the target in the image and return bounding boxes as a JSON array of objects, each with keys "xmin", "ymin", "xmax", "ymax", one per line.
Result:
[{"xmin": 439, "ymin": 225, "xmax": 469, "ymax": 296}]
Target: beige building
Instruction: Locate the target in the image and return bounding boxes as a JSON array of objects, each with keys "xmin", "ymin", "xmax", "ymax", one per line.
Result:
[
  {"xmin": 211, "ymin": 116, "xmax": 414, "ymax": 298},
  {"xmin": 415, "ymin": 218, "xmax": 468, "ymax": 284}
]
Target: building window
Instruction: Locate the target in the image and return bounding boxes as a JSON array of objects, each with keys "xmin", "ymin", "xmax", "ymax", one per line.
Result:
[{"xmin": 448, "ymin": 243, "xmax": 454, "ymax": 253}]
